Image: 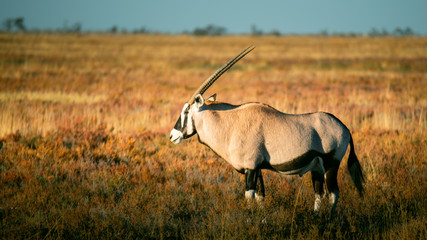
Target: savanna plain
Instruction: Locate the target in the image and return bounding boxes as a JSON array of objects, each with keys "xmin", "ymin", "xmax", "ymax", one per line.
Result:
[{"xmin": 0, "ymin": 34, "xmax": 426, "ymax": 239}]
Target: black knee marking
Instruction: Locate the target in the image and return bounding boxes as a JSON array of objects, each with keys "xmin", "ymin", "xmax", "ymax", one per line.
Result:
[
  {"xmin": 257, "ymin": 170, "xmax": 265, "ymax": 198},
  {"xmin": 326, "ymin": 167, "xmax": 339, "ymax": 193},
  {"xmin": 311, "ymin": 171, "xmax": 325, "ymax": 196},
  {"xmin": 245, "ymin": 169, "xmax": 258, "ymax": 191}
]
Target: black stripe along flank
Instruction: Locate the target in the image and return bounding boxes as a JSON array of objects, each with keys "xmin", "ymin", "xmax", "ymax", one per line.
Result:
[{"xmin": 260, "ymin": 150, "xmax": 337, "ymax": 173}]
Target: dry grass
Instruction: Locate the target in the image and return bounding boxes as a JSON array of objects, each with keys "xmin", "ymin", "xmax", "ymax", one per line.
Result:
[{"xmin": 0, "ymin": 33, "xmax": 426, "ymax": 239}]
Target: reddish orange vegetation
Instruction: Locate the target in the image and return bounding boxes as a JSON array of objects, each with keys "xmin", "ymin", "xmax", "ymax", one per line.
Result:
[{"xmin": 0, "ymin": 34, "xmax": 426, "ymax": 239}]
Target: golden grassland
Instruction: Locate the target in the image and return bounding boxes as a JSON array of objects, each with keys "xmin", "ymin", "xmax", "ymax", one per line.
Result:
[{"xmin": 0, "ymin": 33, "xmax": 426, "ymax": 239}]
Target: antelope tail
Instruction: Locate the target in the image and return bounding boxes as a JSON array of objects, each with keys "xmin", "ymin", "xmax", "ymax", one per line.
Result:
[{"xmin": 347, "ymin": 135, "xmax": 365, "ymax": 197}]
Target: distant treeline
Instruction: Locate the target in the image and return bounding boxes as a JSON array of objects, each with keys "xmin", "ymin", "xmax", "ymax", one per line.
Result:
[{"xmin": 1, "ymin": 17, "xmax": 420, "ymax": 37}]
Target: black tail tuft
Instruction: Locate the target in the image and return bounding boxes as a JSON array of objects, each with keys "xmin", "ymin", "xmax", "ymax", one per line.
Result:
[{"xmin": 347, "ymin": 135, "xmax": 365, "ymax": 197}]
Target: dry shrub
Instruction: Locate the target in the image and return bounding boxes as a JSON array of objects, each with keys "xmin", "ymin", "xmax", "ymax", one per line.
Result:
[{"xmin": 0, "ymin": 34, "xmax": 426, "ymax": 239}]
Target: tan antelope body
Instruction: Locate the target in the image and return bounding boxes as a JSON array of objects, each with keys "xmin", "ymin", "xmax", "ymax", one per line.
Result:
[
  {"xmin": 194, "ymin": 101, "xmax": 348, "ymax": 174},
  {"xmin": 170, "ymin": 47, "xmax": 364, "ymax": 214}
]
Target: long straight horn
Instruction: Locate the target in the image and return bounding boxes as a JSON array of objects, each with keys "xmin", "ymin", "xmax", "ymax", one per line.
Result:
[{"xmin": 187, "ymin": 46, "xmax": 255, "ymax": 104}]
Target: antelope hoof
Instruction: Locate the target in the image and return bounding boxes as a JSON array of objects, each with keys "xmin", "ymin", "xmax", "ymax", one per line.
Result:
[
  {"xmin": 255, "ymin": 193, "xmax": 265, "ymax": 202},
  {"xmin": 245, "ymin": 190, "xmax": 255, "ymax": 201}
]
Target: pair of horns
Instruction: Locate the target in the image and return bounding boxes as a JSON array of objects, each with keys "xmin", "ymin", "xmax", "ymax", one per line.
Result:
[{"xmin": 187, "ymin": 46, "xmax": 255, "ymax": 104}]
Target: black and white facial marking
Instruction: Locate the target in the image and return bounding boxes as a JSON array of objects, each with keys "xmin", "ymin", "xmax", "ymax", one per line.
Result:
[
  {"xmin": 170, "ymin": 103, "xmax": 192, "ymax": 144},
  {"xmin": 170, "ymin": 95, "xmax": 205, "ymax": 144}
]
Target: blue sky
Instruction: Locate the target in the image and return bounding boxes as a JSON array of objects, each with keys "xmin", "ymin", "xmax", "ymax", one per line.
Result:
[{"xmin": 2, "ymin": 0, "xmax": 426, "ymax": 34}]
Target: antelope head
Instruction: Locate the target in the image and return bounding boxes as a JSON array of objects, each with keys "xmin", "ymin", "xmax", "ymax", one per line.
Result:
[{"xmin": 170, "ymin": 46, "xmax": 255, "ymax": 144}]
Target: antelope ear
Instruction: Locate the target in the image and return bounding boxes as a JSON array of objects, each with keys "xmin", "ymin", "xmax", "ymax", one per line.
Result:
[
  {"xmin": 194, "ymin": 94, "xmax": 204, "ymax": 108},
  {"xmin": 206, "ymin": 93, "xmax": 217, "ymax": 102}
]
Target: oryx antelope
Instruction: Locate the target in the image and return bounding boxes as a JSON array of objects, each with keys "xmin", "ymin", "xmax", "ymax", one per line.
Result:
[{"xmin": 170, "ymin": 46, "xmax": 364, "ymax": 214}]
